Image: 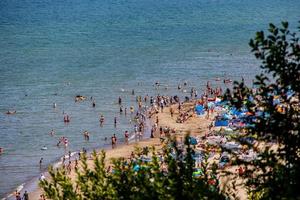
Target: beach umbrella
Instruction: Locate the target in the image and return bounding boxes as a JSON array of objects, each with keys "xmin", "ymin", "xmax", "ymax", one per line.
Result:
[
  {"xmin": 193, "ymin": 169, "xmax": 203, "ymax": 177},
  {"xmin": 133, "ymin": 165, "xmax": 140, "ymax": 172},
  {"xmin": 189, "ymin": 137, "xmax": 198, "ymax": 145}
]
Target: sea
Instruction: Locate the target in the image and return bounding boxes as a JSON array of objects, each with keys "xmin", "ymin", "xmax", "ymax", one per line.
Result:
[{"xmin": 0, "ymin": 0, "xmax": 299, "ymax": 198}]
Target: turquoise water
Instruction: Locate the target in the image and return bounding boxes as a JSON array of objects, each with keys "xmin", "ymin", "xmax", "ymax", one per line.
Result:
[{"xmin": 0, "ymin": 0, "xmax": 299, "ymax": 197}]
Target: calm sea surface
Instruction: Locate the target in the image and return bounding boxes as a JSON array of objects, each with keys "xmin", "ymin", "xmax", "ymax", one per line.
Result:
[{"xmin": 0, "ymin": 0, "xmax": 299, "ymax": 197}]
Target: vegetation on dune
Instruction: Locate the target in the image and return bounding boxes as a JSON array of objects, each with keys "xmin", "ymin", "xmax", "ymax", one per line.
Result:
[
  {"xmin": 40, "ymin": 135, "xmax": 225, "ymax": 200},
  {"xmin": 224, "ymin": 21, "xmax": 300, "ymax": 199}
]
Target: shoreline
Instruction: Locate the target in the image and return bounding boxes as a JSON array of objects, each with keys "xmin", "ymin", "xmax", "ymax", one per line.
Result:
[
  {"xmin": 6, "ymin": 98, "xmax": 249, "ymax": 199},
  {"xmin": 4, "ymin": 107, "xmax": 154, "ymax": 200},
  {"xmin": 4, "ymin": 137, "xmax": 156, "ymax": 200},
  {"xmin": 5, "ymin": 97, "xmax": 221, "ymax": 199},
  {"xmin": 34, "ymin": 99, "xmax": 211, "ymax": 200}
]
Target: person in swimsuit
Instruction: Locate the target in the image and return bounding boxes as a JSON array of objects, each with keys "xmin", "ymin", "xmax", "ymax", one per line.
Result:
[
  {"xmin": 124, "ymin": 131, "xmax": 129, "ymax": 145},
  {"xmin": 39, "ymin": 158, "xmax": 43, "ymax": 168},
  {"xmin": 49, "ymin": 129, "xmax": 55, "ymax": 136},
  {"xmin": 114, "ymin": 117, "xmax": 117, "ymax": 127},
  {"xmin": 22, "ymin": 191, "xmax": 29, "ymax": 200},
  {"xmin": 6, "ymin": 110, "xmax": 16, "ymax": 114},
  {"xmin": 100, "ymin": 115, "xmax": 105, "ymax": 126},
  {"xmin": 111, "ymin": 134, "xmax": 117, "ymax": 149}
]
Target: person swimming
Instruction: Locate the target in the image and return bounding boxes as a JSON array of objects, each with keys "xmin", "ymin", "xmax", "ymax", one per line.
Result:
[
  {"xmin": 6, "ymin": 110, "xmax": 16, "ymax": 114},
  {"xmin": 49, "ymin": 129, "xmax": 55, "ymax": 136},
  {"xmin": 41, "ymin": 146, "xmax": 47, "ymax": 150}
]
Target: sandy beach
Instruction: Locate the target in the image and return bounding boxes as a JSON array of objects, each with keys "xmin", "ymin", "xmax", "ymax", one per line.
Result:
[
  {"xmin": 27, "ymin": 98, "xmax": 245, "ymax": 200},
  {"xmin": 26, "ymin": 100, "xmax": 215, "ymax": 199}
]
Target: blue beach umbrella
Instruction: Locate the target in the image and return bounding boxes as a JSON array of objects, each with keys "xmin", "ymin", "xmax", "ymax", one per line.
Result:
[
  {"xmin": 189, "ymin": 137, "xmax": 198, "ymax": 145},
  {"xmin": 133, "ymin": 165, "xmax": 140, "ymax": 171}
]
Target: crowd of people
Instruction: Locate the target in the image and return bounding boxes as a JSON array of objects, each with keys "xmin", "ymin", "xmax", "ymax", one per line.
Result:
[{"xmin": 8, "ymin": 78, "xmax": 238, "ymax": 200}]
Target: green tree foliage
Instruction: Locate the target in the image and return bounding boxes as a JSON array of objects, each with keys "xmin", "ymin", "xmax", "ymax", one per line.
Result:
[
  {"xmin": 39, "ymin": 135, "xmax": 226, "ymax": 200},
  {"xmin": 224, "ymin": 21, "xmax": 300, "ymax": 199}
]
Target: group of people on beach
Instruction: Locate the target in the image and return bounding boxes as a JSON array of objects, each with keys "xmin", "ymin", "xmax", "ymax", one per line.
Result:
[
  {"xmin": 14, "ymin": 190, "xmax": 29, "ymax": 200},
  {"xmin": 7, "ymin": 78, "xmax": 235, "ymax": 199}
]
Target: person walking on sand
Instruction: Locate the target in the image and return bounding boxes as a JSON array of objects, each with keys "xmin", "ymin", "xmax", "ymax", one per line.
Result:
[
  {"xmin": 160, "ymin": 99, "xmax": 164, "ymax": 112},
  {"xmin": 39, "ymin": 194, "xmax": 46, "ymax": 200},
  {"xmin": 170, "ymin": 107, "xmax": 174, "ymax": 118},
  {"xmin": 150, "ymin": 127, "xmax": 154, "ymax": 138},
  {"xmin": 62, "ymin": 155, "xmax": 66, "ymax": 164},
  {"xmin": 22, "ymin": 190, "xmax": 29, "ymax": 200},
  {"xmin": 118, "ymin": 96, "xmax": 122, "ymax": 105},
  {"xmin": 178, "ymin": 102, "xmax": 181, "ymax": 112},
  {"xmin": 75, "ymin": 159, "xmax": 78, "ymax": 170},
  {"xmin": 16, "ymin": 192, "xmax": 21, "ymax": 200},
  {"xmin": 124, "ymin": 130, "xmax": 129, "ymax": 145}
]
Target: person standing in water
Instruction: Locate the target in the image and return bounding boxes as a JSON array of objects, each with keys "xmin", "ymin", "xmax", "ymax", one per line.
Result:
[
  {"xmin": 111, "ymin": 134, "xmax": 117, "ymax": 149},
  {"xmin": 100, "ymin": 115, "xmax": 105, "ymax": 127},
  {"xmin": 114, "ymin": 117, "xmax": 117, "ymax": 127},
  {"xmin": 124, "ymin": 131, "xmax": 129, "ymax": 145},
  {"xmin": 49, "ymin": 129, "xmax": 55, "ymax": 136},
  {"xmin": 39, "ymin": 158, "xmax": 43, "ymax": 168},
  {"xmin": 83, "ymin": 131, "xmax": 90, "ymax": 141}
]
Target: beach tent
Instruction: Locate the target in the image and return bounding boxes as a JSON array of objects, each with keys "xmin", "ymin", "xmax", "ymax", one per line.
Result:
[
  {"xmin": 221, "ymin": 113, "xmax": 232, "ymax": 120},
  {"xmin": 193, "ymin": 168, "xmax": 203, "ymax": 177},
  {"xmin": 195, "ymin": 105, "xmax": 204, "ymax": 115},
  {"xmin": 215, "ymin": 97, "xmax": 222, "ymax": 103},
  {"xmin": 215, "ymin": 120, "xmax": 229, "ymax": 127},
  {"xmin": 207, "ymin": 102, "xmax": 215, "ymax": 109},
  {"xmin": 221, "ymin": 142, "xmax": 241, "ymax": 150}
]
